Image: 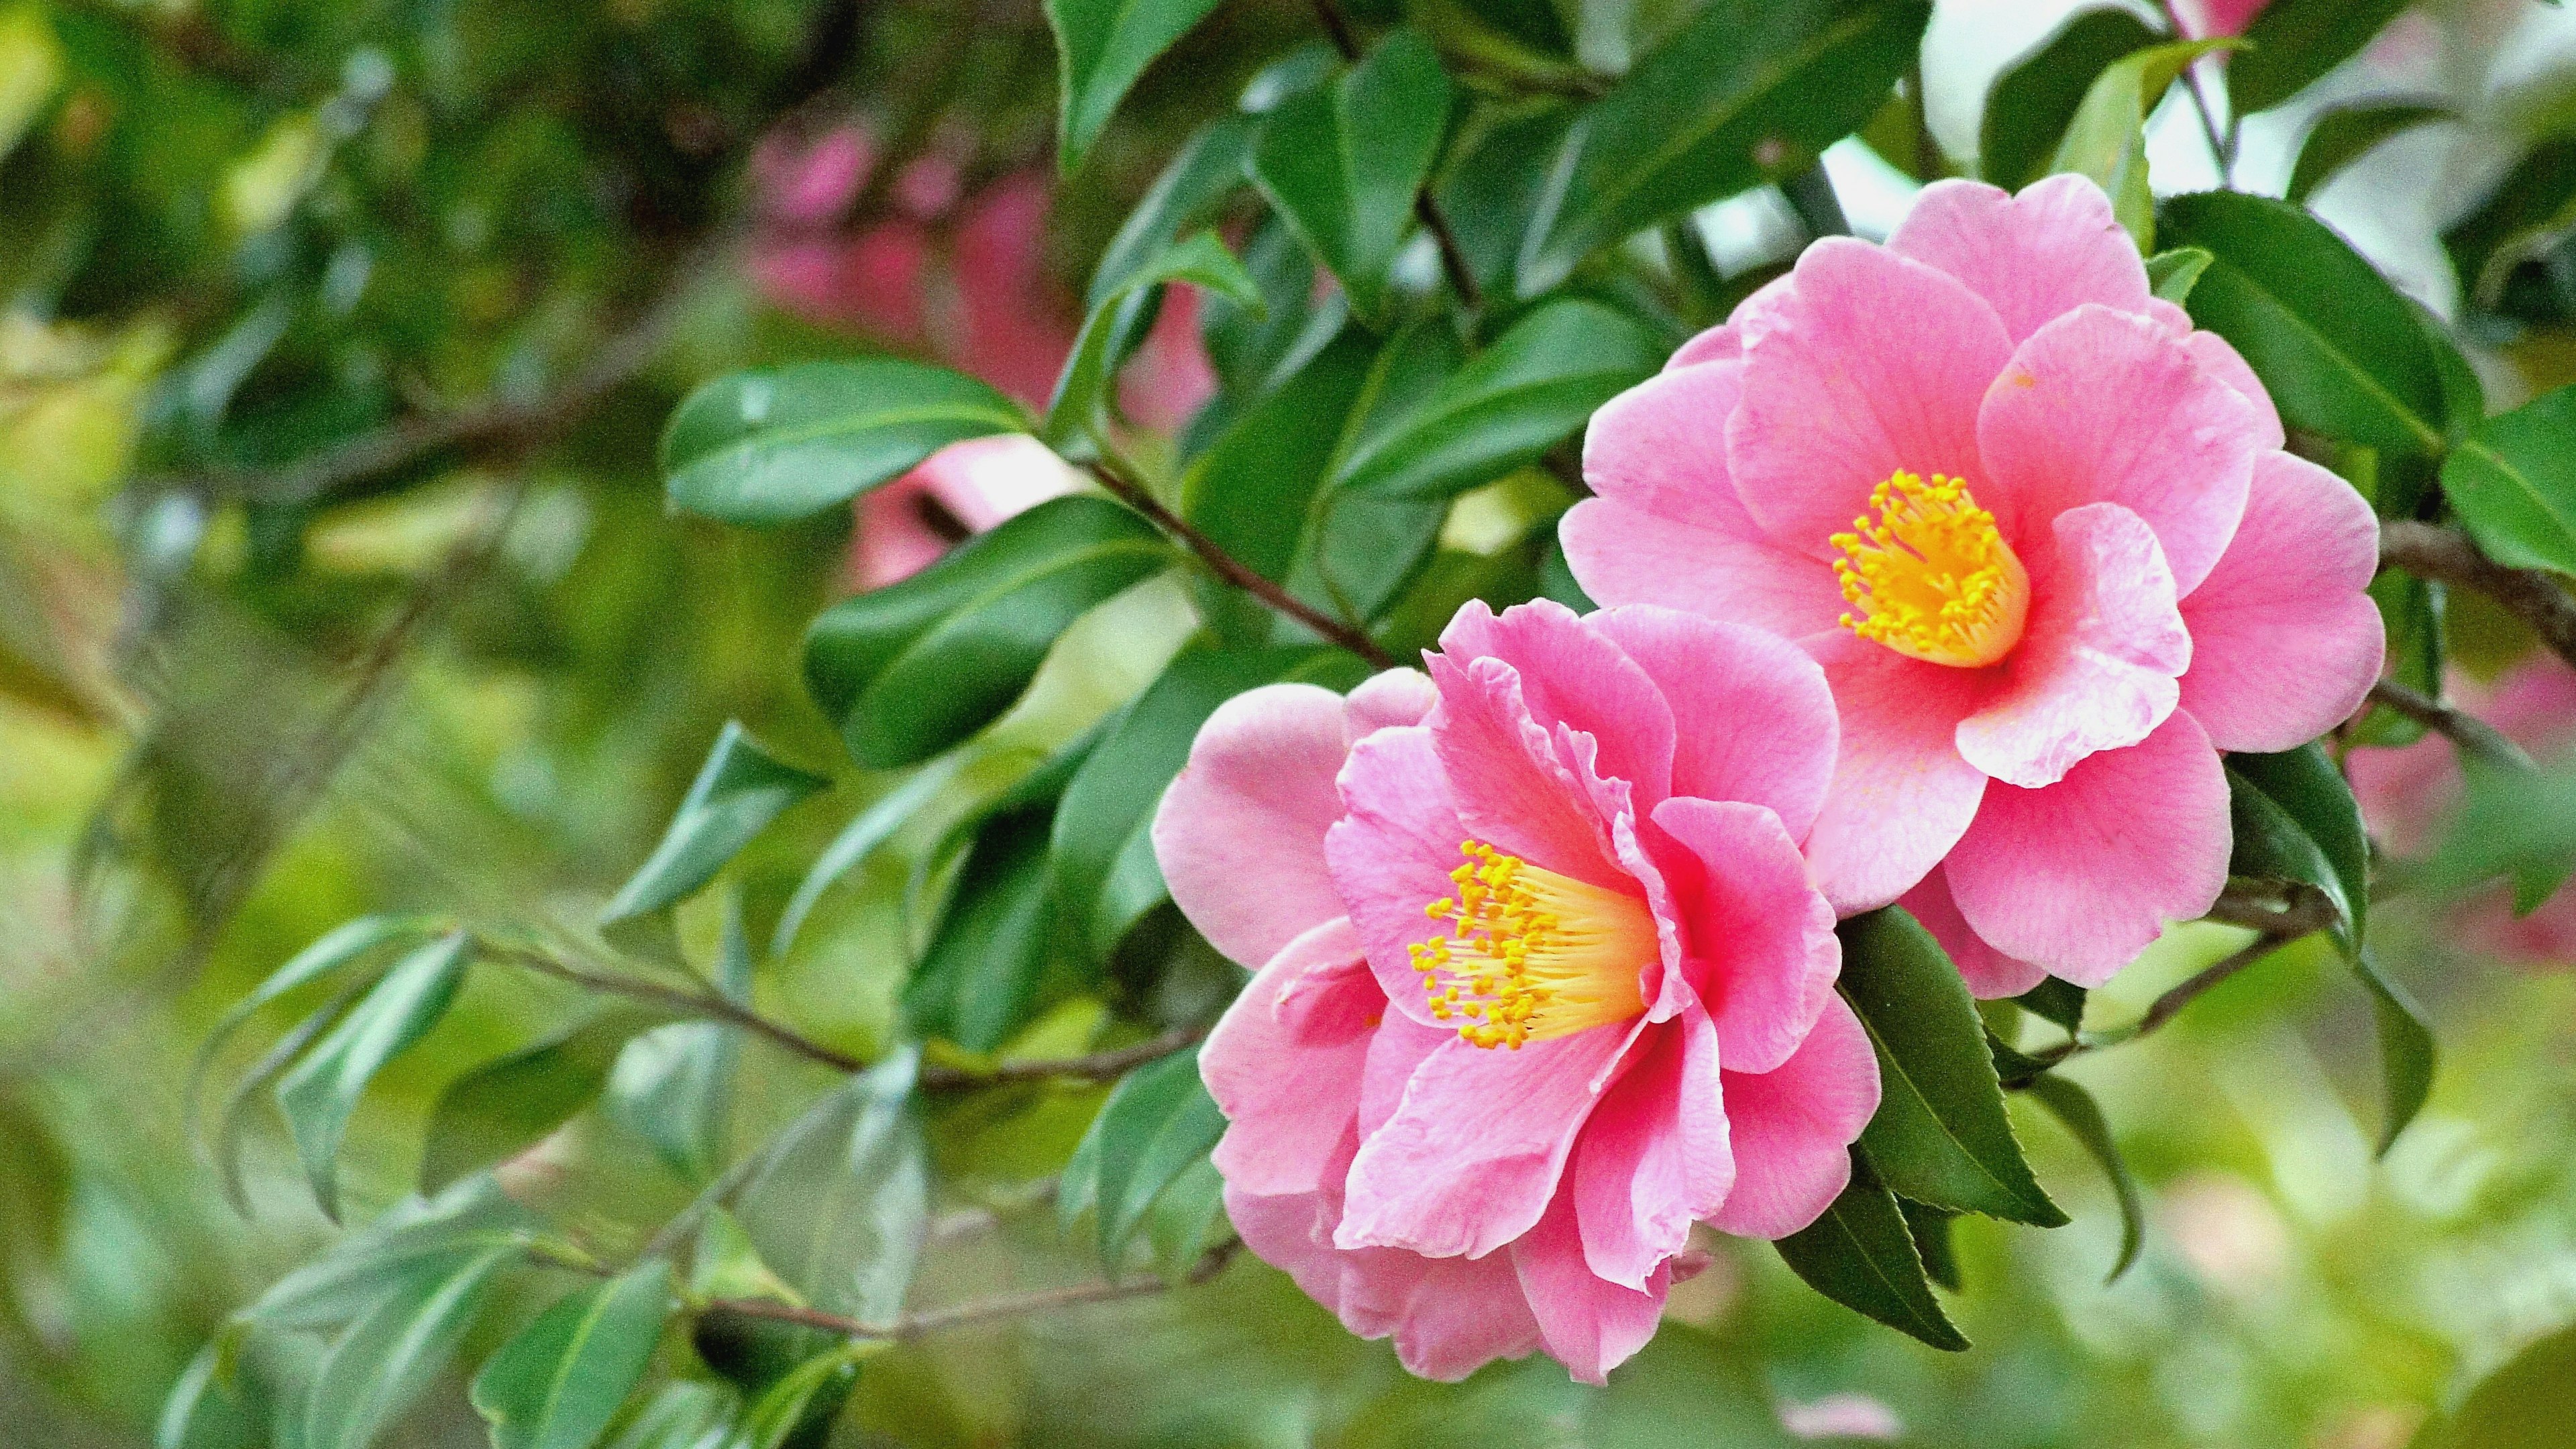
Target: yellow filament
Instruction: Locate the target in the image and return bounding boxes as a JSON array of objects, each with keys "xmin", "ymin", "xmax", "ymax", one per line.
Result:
[
  {"xmin": 1829, "ymin": 471, "xmax": 2030, "ymax": 668},
  {"xmin": 1406, "ymin": 841, "xmax": 1655, "ymax": 1050}
]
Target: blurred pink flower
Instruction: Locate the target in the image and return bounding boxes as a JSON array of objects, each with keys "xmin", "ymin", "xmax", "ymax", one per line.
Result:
[
  {"xmin": 2348, "ymin": 657, "xmax": 2576, "ymax": 966},
  {"xmin": 1779, "ymin": 1393, "xmax": 1905, "ymax": 1440},
  {"xmin": 1565, "ymin": 174, "xmax": 2383, "ymax": 991},
  {"xmin": 2170, "ymin": 0, "xmax": 2271, "ymax": 39},
  {"xmin": 1152, "ymin": 599, "xmax": 1879, "ymax": 1383},
  {"xmin": 847, "ymin": 435, "xmax": 1088, "ymax": 591}
]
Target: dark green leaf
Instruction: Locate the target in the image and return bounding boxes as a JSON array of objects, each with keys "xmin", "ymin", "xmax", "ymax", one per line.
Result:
[
  {"xmin": 2445, "ymin": 138, "xmax": 2576, "ymax": 314},
  {"xmin": 907, "ymin": 804, "xmax": 1063, "ymax": 1052},
  {"xmin": 2226, "ymin": 743, "xmax": 2369, "ymax": 953},
  {"xmin": 1046, "ymin": 231, "xmax": 1258, "ymax": 445},
  {"xmin": 1089, "ymin": 115, "xmax": 1259, "ymax": 310},
  {"xmin": 1141, "ymin": 1156, "xmax": 1227, "ymax": 1280},
  {"xmin": 2014, "ymin": 978, "xmax": 2087, "ymax": 1035},
  {"xmin": 2441, "ymin": 384, "xmax": 2576, "ymax": 576},
  {"xmin": 1430, "ymin": 105, "xmax": 1578, "ymax": 304},
  {"xmin": 773, "ymin": 758, "xmax": 964, "ymax": 958},
  {"xmin": 1198, "ymin": 218, "xmax": 1328, "ymax": 401},
  {"xmin": 2049, "ymin": 40, "xmax": 2237, "ymax": 248},
  {"xmin": 1977, "ymin": 7, "xmax": 2160, "ymax": 193},
  {"xmin": 301, "ymin": 1242, "xmax": 517, "ymax": 1449},
  {"xmin": 1518, "ymin": 0, "xmax": 1930, "ymax": 295},
  {"xmin": 471, "ymin": 1260, "xmax": 672, "ymax": 1449},
  {"xmin": 2159, "ymin": 190, "xmax": 2449, "ymax": 455},
  {"xmin": 1774, "ymin": 1149, "xmax": 1968, "ymax": 1351},
  {"xmin": 2230, "ymin": 0, "xmax": 2412, "ymax": 114},
  {"xmin": 729, "ymin": 1344, "xmax": 869, "ymax": 1449},
  {"xmin": 2415, "ymin": 1320, "xmax": 2576, "ymax": 1449},
  {"xmin": 2286, "ymin": 101, "xmax": 2451, "ymax": 203},
  {"xmin": 274, "ymin": 932, "xmax": 474, "ymax": 1220},
  {"xmin": 661, "ymin": 362, "xmax": 1028, "ymax": 525},
  {"xmin": 2145, "ymin": 246, "xmax": 2212, "ymax": 304},
  {"xmin": 601, "ymin": 723, "xmax": 827, "ymax": 926},
  {"xmin": 2022, "ymin": 1074, "xmax": 2143, "ymax": 1282},
  {"xmin": 1046, "ymin": 0, "xmax": 1225, "ymax": 174},
  {"xmin": 1248, "ymin": 29, "xmax": 1452, "ymax": 322},
  {"xmin": 804, "ymin": 496, "xmax": 1172, "ymax": 768},
  {"xmin": 2351, "ymin": 570, "xmax": 2443, "ymax": 747},
  {"xmin": 1071, "ymin": 1046, "xmax": 1226, "ymax": 1265},
  {"xmin": 158, "ymin": 1339, "xmax": 265, "ymax": 1449},
  {"xmin": 421, "ymin": 1008, "xmax": 668, "ymax": 1195},
  {"xmin": 602, "ymin": 1383, "xmax": 741, "ymax": 1449},
  {"xmin": 736, "ymin": 1049, "xmax": 928, "ymax": 1324},
  {"xmin": 1896, "ymin": 1198, "xmax": 1961, "ymax": 1292},
  {"xmin": 2352, "ymin": 949, "xmax": 2435, "ymax": 1157},
  {"xmin": 1837, "ymin": 907, "xmax": 2063, "ymax": 1226}
]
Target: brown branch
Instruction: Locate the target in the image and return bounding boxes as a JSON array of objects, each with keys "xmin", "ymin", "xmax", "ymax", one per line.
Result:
[
  {"xmin": 483, "ymin": 941, "xmax": 865, "ymax": 1073},
  {"xmin": 1307, "ymin": 0, "xmax": 1485, "ymax": 311},
  {"xmin": 2380, "ymin": 520, "xmax": 2576, "ymax": 676},
  {"xmin": 699, "ymin": 1238, "xmax": 1243, "ymax": 1341},
  {"xmin": 1084, "ymin": 460, "xmax": 1397, "ymax": 668},
  {"xmin": 2367, "ymin": 678, "xmax": 2535, "ymax": 773},
  {"xmin": 917, "ymin": 1023, "xmax": 1209, "ymax": 1091}
]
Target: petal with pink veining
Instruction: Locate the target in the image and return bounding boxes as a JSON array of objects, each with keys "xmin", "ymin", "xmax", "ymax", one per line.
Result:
[
  {"xmin": 1344, "ymin": 667, "xmax": 1438, "ymax": 743},
  {"xmin": 1388, "ymin": 1251, "xmax": 1548, "ymax": 1382},
  {"xmin": 1511, "ymin": 1189, "xmax": 1670, "ymax": 1386},
  {"xmin": 1709, "ymin": 993, "xmax": 1880, "ymax": 1238},
  {"xmin": 1439, "ymin": 598, "xmax": 1676, "ymax": 807},
  {"xmin": 1888, "ymin": 176, "xmax": 2153, "ymax": 345},
  {"xmin": 1559, "ymin": 498, "xmax": 1849, "ymax": 641},
  {"xmin": 1153, "ymin": 684, "xmax": 1360, "ymax": 969},
  {"xmin": 1424, "ymin": 653, "xmax": 1625, "ymax": 888},
  {"xmin": 1898, "ymin": 865, "xmax": 2049, "ymax": 1000},
  {"xmin": 1800, "ymin": 632, "xmax": 1996, "ymax": 914},
  {"xmin": 1583, "ymin": 361, "xmax": 1760, "ymax": 535},
  {"xmin": 1325, "ymin": 724, "xmax": 1471, "ymax": 1026},
  {"xmin": 1204, "ymin": 918, "xmax": 1376, "ymax": 1196},
  {"xmin": 1593, "ymin": 607, "xmax": 1841, "ymax": 841},
  {"xmin": 1650, "ymin": 797, "xmax": 1839, "ymax": 1073},
  {"xmin": 1572, "ymin": 1004, "xmax": 1729, "ymax": 1289}
]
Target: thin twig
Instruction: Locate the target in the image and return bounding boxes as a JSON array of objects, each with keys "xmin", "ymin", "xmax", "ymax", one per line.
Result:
[
  {"xmin": 2158, "ymin": 1, "xmax": 2235, "ymax": 185},
  {"xmin": 698, "ymin": 1238, "xmax": 1244, "ymax": 1341},
  {"xmin": 1307, "ymin": 0, "xmax": 1485, "ymax": 310},
  {"xmin": 1084, "ymin": 459, "xmax": 1397, "ymax": 668},
  {"xmin": 917, "ymin": 1023, "xmax": 1210, "ymax": 1091},
  {"xmin": 2380, "ymin": 521, "xmax": 2576, "ymax": 676},
  {"xmin": 2367, "ymin": 679, "xmax": 2536, "ymax": 773},
  {"xmin": 483, "ymin": 940, "xmax": 865, "ymax": 1073}
]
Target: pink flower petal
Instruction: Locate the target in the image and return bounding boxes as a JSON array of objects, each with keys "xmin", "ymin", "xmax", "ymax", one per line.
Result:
[
  {"xmin": 1558, "ymin": 498, "xmax": 1849, "ymax": 641},
  {"xmin": 1799, "ymin": 632, "xmax": 1996, "ymax": 914},
  {"xmin": 1944, "ymin": 711, "xmax": 2231, "ymax": 983},
  {"xmin": 1152, "ymin": 684, "xmax": 1360, "ymax": 969},
  {"xmin": 1728, "ymin": 238, "xmax": 2015, "ymax": 555},
  {"xmin": 1650, "ymin": 797, "xmax": 1840, "ymax": 1073},
  {"xmin": 1978, "ymin": 303, "xmax": 2262, "ymax": 594},
  {"xmin": 1663, "ymin": 274, "xmax": 1795, "ymax": 371},
  {"xmin": 913, "ymin": 433, "xmax": 1085, "ymax": 532},
  {"xmin": 1582, "ymin": 360, "xmax": 1761, "ymax": 535},
  {"xmin": 1592, "ymin": 607, "xmax": 1841, "ymax": 841},
  {"xmin": 1956, "ymin": 502, "xmax": 2192, "ymax": 790},
  {"xmin": 1324, "ymin": 724, "xmax": 1471, "ymax": 1026},
  {"xmin": 1344, "ymin": 667, "xmax": 1438, "ymax": 741},
  {"xmin": 1898, "ymin": 865, "xmax": 2049, "ymax": 1000},
  {"xmin": 1424, "ymin": 653, "xmax": 1627, "ymax": 889},
  {"xmin": 1709, "ymin": 993, "xmax": 1880, "ymax": 1238},
  {"xmin": 1438, "ymin": 599, "xmax": 1676, "ymax": 808},
  {"xmin": 1888, "ymin": 176, "xmax": 2153, "ymax": 345},
  {"xmin": 2179, "ymin": 451, "xmax": 2384, "ymax": 752},
  {"xmin": 2145, "ymin": 298, "xmax": 2286, "ymax": 451},
  {"xmin": 1572, "ymin": 1004, "xmax": 1730, "ymax": 1289},
  {"xmin": 1511, "ymin": 1189, "xmax": 1670, "ymax": 1385},
  {"xmin": 1204, "ymin": 917, "xmax": 1376, "ymax": 1196},
  {"xmin": 1387, "ymin": 1251, "xmax": 1549, "ymax": 1381}
]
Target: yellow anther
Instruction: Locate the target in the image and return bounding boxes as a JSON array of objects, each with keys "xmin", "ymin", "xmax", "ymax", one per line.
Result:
[
  {"xmin": 1829, "ymin": 471, "xmax": 2030, "ymax": 668},
  {"xmin": 1413, "ymin": 839, "xmax": 1655, "ymax": 1050}
]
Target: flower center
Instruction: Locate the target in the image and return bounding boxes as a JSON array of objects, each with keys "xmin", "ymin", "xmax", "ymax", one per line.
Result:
[
  {"xmin": 1408, "ymin": 840, "xmax": 1654, "ymax": 1050},
  {"xmin": 1830, "ymin": 472, "xmax": 2030, "ymax": 668}
]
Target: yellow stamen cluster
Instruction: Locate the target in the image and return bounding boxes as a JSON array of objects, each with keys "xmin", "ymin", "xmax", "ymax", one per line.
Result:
[
  {"xmin": 1408, "ymin": 841, "xmax": 1655, "ymax": 1050},
  {"xmin": 1829, "ymin": 471, "xmax": 2031, "ymax": 668}
]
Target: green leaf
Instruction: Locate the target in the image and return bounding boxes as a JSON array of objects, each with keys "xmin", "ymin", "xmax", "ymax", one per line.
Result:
[
  {"xmin": 907, "ymin": 804, "xmax": 1063, "ymax": 1052},
  {"xmin": 735, "ymin": 1049, "xmax": 928, "ymax": 1325},
  {"xmin": 1070, "ymin": 1046, "xmax": 1226, "ymax": 1265},
  {"xmin": 773, "ymin": 757, "xmax": 965, "ymax": 957},
  {"xmin": 190, "ymin": 915, "xmax": 443, "ymax": 1134},
  {"xmin": 1896, "ymin": 1198, "xmax": 1961, "ymax": 1292},
  {"xmin": 274, "ymin": 932, "xmax": 474, "ymax": 1220},
  {"xmin": 2048, "ymin": 40, "xmax": 2239, "ymax": 248},
  {"xmin": 804, "ymin": 496, "xmax": 1172, "ymax": 768},
  {"xmin": 1089, "ymin": 114, "xmax": 1259, "ymax": 311},
  {"xmin": 471, "ymin": 1260, "xmax": 673, "ymax": 1449},
  {"xmin": 241, "ymin": 1178, "xmax": 539, "ymax": 1332},
  {"xmin": 2352, "ymin": 570, "xmax": 2443, "ymax": 747},
  {"xmin": 727, "ymin": 1343, "xmax": 870, "ymax": 1449},
  {"xmin": 157, "ymin": 1341, "xmax": 262, "ymax": 1449},
  {"xmin": 1774, "ymin": 1148, "xmax": 1968, "ymax": 1351},
  {"xmin": 2352, "ymin": 949, "xmax": 2435, "ymax": 1157},
  {"xmin": 421, "ymin": 1008, "xmax": 669, "ymax": 1195},
  {"xmin": 612, "ymin": 890, "xmax": 751, "ymax": 1183},
  {"xmin": 2226, "ymin": 743, "xmax": 2369, "ymax": 953},
  {"xmin": 1517, "ymin": 0, "xmax": 1930, "ymax": 296},
  {"xmin": 661, "ymin": 361, "xmax": 1028, "ymax": 525},
  {"xmin": 2229, "ymin": 0, "xmax": 2412, "ymax": 115},
  {"xmin": 1141, "ymin": 1155, "xmax": 1227, "ymax": 1281},
  {"xmin": 1197, "ymin": 217, "xmax": 1328, "ymax": 402},
  {"xmin": 601, "ymin": 723, "xmax": 827, "ymax": 927},
  {"xmin": 1836, "ymin": 908, "xmax": 2063, "ymax": 1226},
  {"xmin": 1046, "ymin": 231, "xmax": 1258, "ymax": 444},
  {"xmin": 2159, "ymin": 190, "xmax": 2449, "ymax": 455},
  {"xmin": 2445, "ymin": 138, "xmax": 2576, "ymax": 314},
  {"xmin": 2286, "ymin": 101, "xmax": 2451, "ymax": 203},
  {"xmin": 301, "ymin": 1242, "xmax": 517, "ymax": 1449},
  {"xmin": 2013, "ymin": 978, "xmax": 2087, "ymax": 1035},
  {"xmin": 1976, "ymin": 7, "xmax": 2160, "ymax": 193},
  {"xmin": 603, "ymin": 1383, "xmax": 741, "ymax": 1449},
  {"xmin": 2441, "ymin": 384, "xmax": 2576, "ymax": 576},
  {"xmin": 1045, "ymin": 0, "xmax": 1224, "ymax": 174},
  {"xmin": 213, "ymin": 970, "xmax": 381, "ymax": 1216},
  {"xmin": 1333, "ymin": 299, "xmax": 1658, "ymax": 501},
  {"xmin": 1248, "ymin": 29, "xmax": 1452, "ymax": 323},
  {"xmin": 2145, "ymin": 246, "xmax": 2212, "ymax": 304},
  {"xmin": 2414, "ymin": 1320, "xmax": 2576, "ymax": 1449},
  {"xmin": 2022, "ymin": 1074, "xmax": 2143, "ymax": 1283}
]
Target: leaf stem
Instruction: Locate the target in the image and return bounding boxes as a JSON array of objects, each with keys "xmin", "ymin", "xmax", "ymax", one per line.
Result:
[
  {"xmin": 2380, "ymin": 520, "xmax": 2576, "ymax": 676},
  {"xmin": 482, "ymin": 940, "xmax": 865, "ymax": 1074},
  {"xmin": 2366, "ymin": 678, "xmax": 2536, "ymax": 773},
  {"xmin": 1306, "ymin": 0, "xmax": 1485, "ymax": 311},
  {"xmin": 696, "ymin": 1238, "xmax": 1243, "ymax": 1341},
  {"xmin": 915, "ymin": 1022, "xmax": 1210, "ymax": 1091}
]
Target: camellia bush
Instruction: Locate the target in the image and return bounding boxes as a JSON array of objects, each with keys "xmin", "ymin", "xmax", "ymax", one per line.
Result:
[{"xmin": 4, "ymin": 0, "xmax": 2576, "ymax": 1444}]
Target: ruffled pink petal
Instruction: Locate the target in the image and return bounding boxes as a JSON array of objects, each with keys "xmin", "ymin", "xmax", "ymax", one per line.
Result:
[
  {"xmin": 1344, "ymin": 667, "xmax": 1438, "ymax": 742},
  {"xmin": 1887, "ymin": 176, "xmax": 2153, "ymax": 345},
  {"xmin": 914, "ymin": 433, "xmax": 1085, "ymax": 531},
  {"xmin": 1511, "ymin": 1189, "xmax": 1670, "ymax": 1385},
  {"xmin": 1978, "ymin": 303, "xmax": 2262, "ymax": 594},
  {"xmin": 2145, "ymin": 299, "xmax": 2287, "ymax": 451},
  {"xmin": 1438, "ymin": 600, "xmax": 1676, "ymax": 808},
  {"xmin": 1591, "ymin": 607, "xmax": 1841, "ymax": 841},
  {"xmin": 1387, "ymin": 1251, "xmax": 1548, "ymax": 1381},
  {"xmin": 2179, "ymin": 451, "xmax": 2384, "ymax": 752},
  {"xmin": 1152, "ymin": 684, "xmax": 1357, "ymax": 969},
  {"xmin": 1898, "ymin": 866, "xmax": 2049, "ymax": 999},
  {"xmin": 1728, "ymin": 238, "xmax": 2015, "ymax": 555},
  {"xmin": 1571, "ymin": 1004, "xmax": 1729, "ymax": 1289},
  {"xmin": 1325, "ymin": 725, "xmax": 1470, "ymax": 1026},
  {"xmin": 1558, "ymin": 498, "xmax": 1850, "ymax": 641},
  {"xmin": 1956, "ymin": 503, "xmax": 2191, "ymax": 790},
  {"xmin": 1424, "ymin": 653, "xmax": 1625, "ymax": 888},
  {"xmin": 1360, "ymin": 1010, "xmax": 1454, "ymax": 1140},
  {"xmin": 1649, "ymin": 797, "xmax": 1839, "ymax": 1073},
  {"xmin": 1204, "ymin": 918, "xmax": 1376, "ymax": 1195},
  {"xmin": 1337, "ymin": 1024, "xmax": 1629, "ymax": 1259},
  {"xmin": 1799, "ymin": 632, "xmax": 1996, "ymax": 914},
  {"xmin": 1943, "ymin": 711, "xmax": 2231, "ymax": 984},
  {"xmin": 1709, "ymin": 993, "xmax": 1880, "ymax": 1239}
]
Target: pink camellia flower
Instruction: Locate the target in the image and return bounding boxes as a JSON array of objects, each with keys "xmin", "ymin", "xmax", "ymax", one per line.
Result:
[
  {"xmin": 2170, "ymin": 0, "xmax": 2271, "ymax": 40},
  {"xmin": 1150, "ymin": 598, "xmax": 1880, "ymax": 1383},
  {"xmin": 1563, "ymin": 174, "xmax": 2383, "ymax": 993},
  {"xmin": 847, "ymin": 435, "xmax": 1087, "ymax": 590}
]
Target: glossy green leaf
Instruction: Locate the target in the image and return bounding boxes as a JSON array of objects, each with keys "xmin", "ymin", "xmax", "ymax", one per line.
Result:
[
  {"xmin": 661, "ymin": 362, "xmax": 1028, "ymax": 524},
  {"xmin": 2415, "ymin": 1320, "xmax": 2576, "ymax": 1449},
  {"xmin": 772, "ymin": 757, "xmax": 964, "ymax": 958},
  {"xmin": 2226, "ymin": 743, "xmax": 2369, "ymax": 953},
  {"xmin": 2145, "ymin": 246, "xmax": 2212, "ymax": 304},
  {"xmin": 1334, "ymin": 299, "xmax": 1659, "ymax": 501},
  {"xmin": 1069, "ymin": 1045, "xmax": 1226, "ymax": 1265},
  {"xmin": 1836, "ymin": 907, "xmax": 2063, "ymax": 1226},
  {"xmin": 2159, "ymin": 190, "xmax": 2449, "ymax": 455},
  {"xmin": 2013, "ymin": 978, "xmax": 2087, "ymax": 1036},
  {"xmin": 1046, "ymin": 232, "xmax": 1258, "ymax": 445},
  {"xmin": 2353, "ymin": 949, "xmax": 2435, "ymax": 1157},
  {"xmin": 2229, "ymin": 0, "xmax": 2412, "ymax": 115},
  {"xmin": 2049, "ymin": 40, "xmax": 2237, "ymax": 247},
  {"xmin": 421, "ymin": 1008, "xmax": 667, "ymax": 1195},
  {"xmin": 735, "ymin": 1049, "xmax": 927, "ymax": 1324},
  {"xmin": 1517, "ymin": 0, "xmax": 1930, "ymax": 295},
  {"xmin": 1976, "ymin": 7, "xmax": 2159, "ymax": 193},
  {"xmin": 2286, "ymin": 101, "xmax": 2451, "ymax": 203},
  {"xmin": 1046, "ymin": 0, "xmax": 1224, "ymax": 174},
  {"xmin": 727, "ymin": 1342, "xmax": 870, "ymax": 1449},
  {"xmin": 2445, "ymin": 138, "xmax": 2576, "ymax": 313},
  {"xmin": 1089, "ymin": 115, "xmax": 1259, "ymax": 310},
  {"xmin": 1248, "ymin": 29, "xmax": 1452, "ymax": 322},
  {"xmin": 471, "ymin": 1260, "xmax": 672, "ymax": 1449},
  {"xmin": 1896, "ymin": 1198, "xmax": 1961, "ymax": 1293},
  {"xmin": 804, "ymin": 496, "xmax": 1172, "ymax": 768},
  {"xmin": 2442, "ymin": 384, "xmax": 2576, "ymax": 576},
  {"xmin": 1197, "ymin": 217, "xmax": 1328, "ymax": 402},
  {"xmin": 300, "ymin": 1242, "xmax": 517, "ymax": 1449},
  {"xmin": 1775, "ymin": 1149, "xmax": 1968, "ymax": 1351},
  {"xmin": 2023, "ymin": 1073, "xmax": 2143, "ymax": 1283},
  {"xmin": 908, "ymin": 804, "xmax": 1063, "ymax": 1052},
  {"xmin": 612, "ymin": 890, "xmax": 750, "ymax": 1183},
  {"xmin": 1273, "ymin": 320, "xmax": 1465, "ymax": 630},
  {"xmin": 274, "ymin": 932, "xmax": 474, "ymax": 1220},
  {"xmin": 602, "ymin": 1383, "xmax": 741, "ymax": 1449},
  {"xmin": 600, "ymin": 723, "xmax": 826, "ymax": 928}
]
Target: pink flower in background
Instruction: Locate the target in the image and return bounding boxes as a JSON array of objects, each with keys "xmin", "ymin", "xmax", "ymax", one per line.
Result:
[
  {"xmin": 1152, "ymin": 599, "xmax": 1880, "ymax": 1383},
  {"xmin": 1564, "ymin": 174, "xmax": 2383, "ymax": 992},
  {"xmin": 847, "ymin": 435, "xmax": 1087, "ymax": 590},
  {"xmin": 2348, "ymin": 657, "xmax": 2576, "ymax": 966},
  {"xmin": 2170, "ymin": 0, "xmax": 2271, "ymax": 39},
  {"xmin": 1780, "ymin": 1393, "xmax": 1905, "ymax": 1440}
]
